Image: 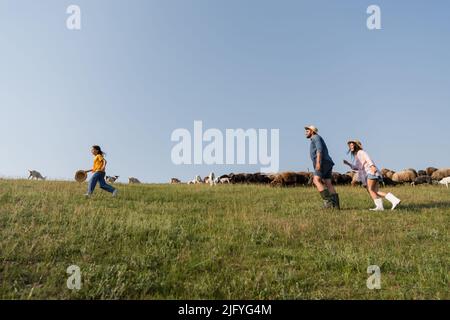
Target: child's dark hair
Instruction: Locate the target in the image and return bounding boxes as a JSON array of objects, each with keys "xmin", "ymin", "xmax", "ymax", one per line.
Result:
[{"xmin": 92, "ymin": 145, "xmax": 106, "ymax": 156}]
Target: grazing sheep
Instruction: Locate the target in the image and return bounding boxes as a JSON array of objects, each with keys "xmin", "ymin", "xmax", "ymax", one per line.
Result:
[
  {"xmin": 332, "ymin": 172, "xmax": 352, "ymax": 185},
  {"xmin": 219, "ymin": 177, "xmax": 231, "ymax": 184},
  {"xmin": 205, "ymin": 172, "xmax": 216, "ymax": 186},
  {"xmin": 28, "ymin": 170, "xmax": 46, "ymax": 180},
  {"xmin": 426, "ymin": 167, "xmax": 438, "ymax": 177},
  {"xmin": 106, "ymin": 175, "xmax": 119, "ymax": 183},
  {"xmin": 392, "ymin": 170, "xmax": 417, "ymax": 183},
  {"xmin": 381, "ymin": 168, "xmax": 395, "ymax": 179},
  {"xmin": 270, "ymin": 172, "xmax": 309, "ymax": 187},
  {"xmin": 246, "ymin": 172, "xmax": 272, "ymax": 184},
  {"xmin": 431, "ymin": 168, "xmax": 450, "ymax": 181},
  {"xmin": 382, "ymin": 177, "xmax": 398, "ymax": 187},
  {"xmin": 439, "ymin": 177, "xmax": 450, "ymax": 188},
  {"xmin": 411, "ymin": 176, "xmax": 432, "ymax": 186},
  {"xmin": 128, "ymin": 177, "xmax": 141, "ymax": 184},
  {"xmin": 229, "ymin": 173, "xmax": 247, "ymax": 184},
  {"xmin": 170, "ymin": 178, "xmax": 181, "ymax": 184},
  {"xmin": 417, "ymin": 170, "xmax": 427, "ymax": 177},
  {"xmin": 188, "ymin": 175, "xmax": 203, "ymax": 184},
  {"xmin": 297, "ymin": 172, "xmax": 312, "ymax": 186}
]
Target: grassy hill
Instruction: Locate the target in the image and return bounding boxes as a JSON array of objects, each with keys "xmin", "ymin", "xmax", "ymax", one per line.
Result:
[{"xmin": 0, "ymin": 179, "xmax": 448, "ymax": 299}]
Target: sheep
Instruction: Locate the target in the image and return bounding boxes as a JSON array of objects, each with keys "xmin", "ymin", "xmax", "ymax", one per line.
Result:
[
  {"xmin": 426, "ymin": 167, "xmax": 438, "ymax": 177},
  {"xmin": 392, "ymin": 169, "xmax": 417, "ymax": 183},
  {"xmin": 246, "ymin": 172, "xmax": 272, "ymax": 184},
  {"xmin": 332, "ymin": 172, "xmax": 352, "ymax": 185},
  {"xmin": 411, "ymin": 176, "xmax": 432, "ymax": 186},
  {"xmin": 28, "ymin": 170, "xmax": 46, "ymax": 180},
  {"xmin": 431, "ymin": 168, "xmax": 450, "ymax": 181},
  {"xmin": 417, "ymin": 170, "xmax": 427, "ymax": 177},
  {"xmin": 381, "ymin": 168, "xmax": 395, "ymax": 179},
  {"xmin": 188, "ymin": 175, "xmax": 203, "ymax": 184},
  {"xmin": 219, "ymin": 177, "xmax": 231, "ymax": 184},
  {"xmin": 106, "ymin": 175, "xmax": 119, "ymax": 183},
  {"xmin": 406, "ymin": 168, "xmax": 418, "ymax": 176},
  {"xmin": 439, "ymin": 177, "xmax": 450, "ymax": 188},
  {"xmin": 229, "ymin": 173, "xmax": 247, "ymax": 184},
  {"xmin": 205, "ymin": 172, "xmax": 216, "ymax": 186},
  {"xmin": 128, "ymin": 177, "xmax": 141, "ymax": 184},
  {"xmin": 170, "ymin": 178, "xmax": 181, "ymax": 184},
  {"xmin": 270, "ymin": 172, "xmax": 309, "ymax": 187},
  {"xmin": 381, "ymin": 177, "xmax": 398, "ymax": 187}
]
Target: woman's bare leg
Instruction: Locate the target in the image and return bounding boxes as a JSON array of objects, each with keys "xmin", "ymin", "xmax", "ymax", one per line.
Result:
[{"xmin": 367, "ymin": 180, "xmax": 380, "ymax": 200}]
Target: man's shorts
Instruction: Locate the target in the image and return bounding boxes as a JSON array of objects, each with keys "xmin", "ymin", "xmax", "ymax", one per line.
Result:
[{"xmin": 314, "ymin": 162, "xmax": 333, "ymax": 180}]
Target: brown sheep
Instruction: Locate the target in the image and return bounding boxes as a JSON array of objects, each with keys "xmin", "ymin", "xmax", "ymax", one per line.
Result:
[
  {"xmin": 392, "ymin": 170, "xmax": 417, "ymax": 183},
  {"xmin": 431, "ymin": 168, "xmax": 450, "ymax": 181},
  {"xmin": 270, "ymin": 172, "xmax": 308, "ymax": 187},
  {"xmin": 426, "ymin": 167, "xmax": 438, "ymax": 176},
  {"xmin": 381, "ymin": 168, "xmax": 395, "ymax": 179},
  {"xmin": 332, "ymin": 172, "xmax": 352, "ymax": 185}
]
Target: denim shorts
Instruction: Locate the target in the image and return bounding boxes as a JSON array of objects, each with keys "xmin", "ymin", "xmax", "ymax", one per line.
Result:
[
  {"xmin": 314, "ymin": 162, "xmax": 333, "ymax": 180},
  {"xmin": 367, "ymin": 173, "xmax": 383, "ymax": 183}
]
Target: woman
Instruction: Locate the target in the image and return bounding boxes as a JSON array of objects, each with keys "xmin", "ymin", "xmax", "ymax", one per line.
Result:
[
  {"xmin": 84, "ymin": 145, "xmax": 118, "ymax": 197},
  {"xmin": 343, "ymin": 140, "xmax": 400, "ymax": 211}
]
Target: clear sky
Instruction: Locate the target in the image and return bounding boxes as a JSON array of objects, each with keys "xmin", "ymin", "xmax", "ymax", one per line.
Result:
[{"xmin": 1, "ymin": 0, "xmax": 449, "ymax": 183}]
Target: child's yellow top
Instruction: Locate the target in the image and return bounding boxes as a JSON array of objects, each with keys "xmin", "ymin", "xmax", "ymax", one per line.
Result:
[{"xmin": 92, "ymin": 154, "xmax": 105, "ymax": 172}]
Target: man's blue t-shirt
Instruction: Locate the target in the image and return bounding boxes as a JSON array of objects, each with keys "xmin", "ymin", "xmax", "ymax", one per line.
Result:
[{"xmin": 310, "ymin": 134, "xmax": 335, "ymax": 167}]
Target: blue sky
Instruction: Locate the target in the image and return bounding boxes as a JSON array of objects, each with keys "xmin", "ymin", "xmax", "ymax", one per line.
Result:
[{"xmin": 1, "ymin": 0, "xmax": 449, "ymax": 182}]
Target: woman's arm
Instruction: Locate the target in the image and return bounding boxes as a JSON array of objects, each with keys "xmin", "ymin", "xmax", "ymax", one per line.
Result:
[
  {"xmin": 343, "ymin": 160, "xmax": 358, "ymax": 171},
  {"xmin": 101, "ymin": 159, "xmax": 107, "ymax": 172}
]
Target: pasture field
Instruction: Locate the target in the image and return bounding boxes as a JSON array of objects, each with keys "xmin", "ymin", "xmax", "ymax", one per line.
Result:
[{"xmin": 0, "ymin": 179, "xmax": 448, "ymax": 299}]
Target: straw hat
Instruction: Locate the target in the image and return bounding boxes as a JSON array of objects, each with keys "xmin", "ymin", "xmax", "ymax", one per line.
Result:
[
  {"xmin": 304, "ymin": 125, "xmax": 318, "ymax": 133},
  {"xmin": 75, "ymin": 170, "xmax": 87, "ymax": 182},
  {"xmin": 347, "ymin": 140, "xmax": 363, "ymax": 150}
]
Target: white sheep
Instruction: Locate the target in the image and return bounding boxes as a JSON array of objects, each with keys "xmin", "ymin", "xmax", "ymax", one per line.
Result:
[{"xmin": 439, "ymin": 177, "xmax": 450, "ymax": 188}]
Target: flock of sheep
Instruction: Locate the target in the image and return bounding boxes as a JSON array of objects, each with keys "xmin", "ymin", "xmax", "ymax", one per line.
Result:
[
  {"xmin": 25, "ymin": 167, "xmax": 450, "ymax": 188},
  {"xmin": 171, "ymin": 167, "xmax": 450, "ymax": 188}
]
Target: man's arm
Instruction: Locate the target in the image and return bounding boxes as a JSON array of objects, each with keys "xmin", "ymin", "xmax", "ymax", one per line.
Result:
[
  {"xmin": 316, "ymin": 152, "xmax": 322, "ymax": 171},
  {"xmin": 313, "ymin": 136, "xmax": 324, "ymax": 171}
]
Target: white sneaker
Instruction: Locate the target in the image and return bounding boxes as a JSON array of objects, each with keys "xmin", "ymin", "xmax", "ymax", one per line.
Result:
[
  {"xmin": 385, "ymin": 193, "xmax": 401, "ymax": 210},
  {"xmin": 112, "ymin": 190, "xmax": 118, "ymax": 197},
  {"xmin": 369, "ymin": 198, "xmax": 384, "ymax": 211},
  {"xmin": 84, "ymin": 193, "xmax": 91, "ymax": 198}
]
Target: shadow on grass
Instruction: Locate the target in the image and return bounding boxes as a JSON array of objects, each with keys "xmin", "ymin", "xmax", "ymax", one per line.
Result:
[
  {"xmin": 342, "ymin": 201, "xmax": 450, "ymax": 212},
  {"xmin": 398, "ymin": 201, "xmax": 450, "ymax": 211}
]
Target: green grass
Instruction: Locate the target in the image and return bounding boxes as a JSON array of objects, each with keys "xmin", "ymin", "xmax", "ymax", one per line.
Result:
[{"xmin": 0, "ymin": 179, "xmax": 448, "ymax": 299}]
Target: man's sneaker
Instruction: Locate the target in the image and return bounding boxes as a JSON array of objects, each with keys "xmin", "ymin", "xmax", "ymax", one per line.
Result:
[{"xmin": 112, "ymin": 190, "xmax": 118, "ymax": 197}]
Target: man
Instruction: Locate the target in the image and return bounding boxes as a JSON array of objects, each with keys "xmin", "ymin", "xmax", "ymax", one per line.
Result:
[{"xmin": 305, "ymin": 125, "xmax": 340, "ymax": 209}]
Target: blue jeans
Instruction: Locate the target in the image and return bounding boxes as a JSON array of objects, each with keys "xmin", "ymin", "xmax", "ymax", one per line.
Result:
[{"xmin": 87, "ymin": 171, "xmax": 115, "ymax": 194}]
